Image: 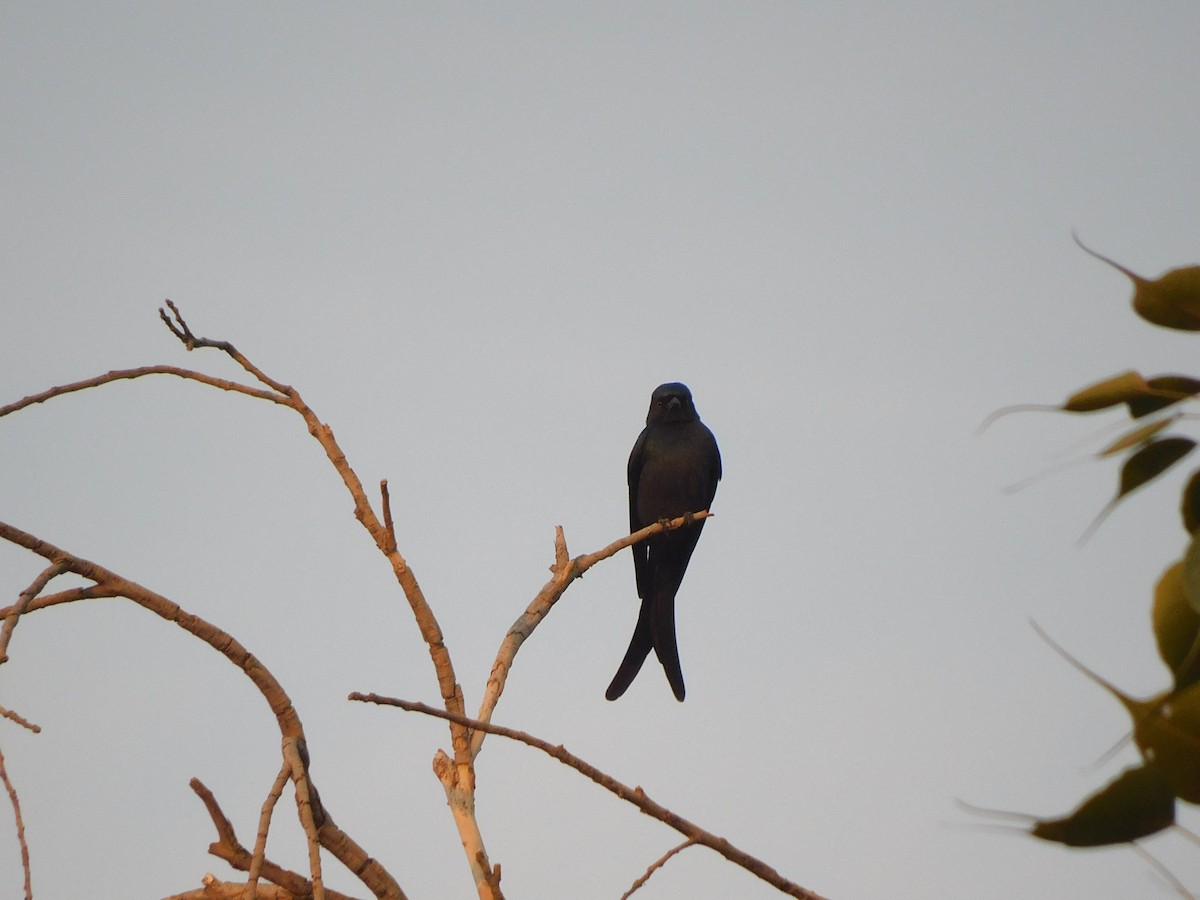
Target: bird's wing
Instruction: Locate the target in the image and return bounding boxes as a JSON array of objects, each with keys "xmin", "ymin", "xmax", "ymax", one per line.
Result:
[
  {"xmin": 708, "ymin": 424, "xmax": 722, "ymax": 485},
  {"xmin": 704, "ymin": 423, "xmax": 722, "ymax": 499},
  {"xmin": 627, "ymin": 426, "xmax": 651, "ymax": 598}
]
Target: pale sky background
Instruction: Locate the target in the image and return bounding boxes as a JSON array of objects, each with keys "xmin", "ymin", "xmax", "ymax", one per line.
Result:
[{"xmin": 3, "ymin": 4, "xmax": 1200, "ymax": 899}]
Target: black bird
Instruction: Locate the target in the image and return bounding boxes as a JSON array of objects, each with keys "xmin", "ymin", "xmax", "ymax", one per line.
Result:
[{"xmin": 606, "ymin": 382, "xmax": 721, "ymax": 702}]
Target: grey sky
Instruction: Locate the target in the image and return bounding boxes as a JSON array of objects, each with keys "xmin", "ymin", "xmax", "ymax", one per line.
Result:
[{"xmin": 3, "ymin": 4, "xmax": 1200, "ymax": 898}]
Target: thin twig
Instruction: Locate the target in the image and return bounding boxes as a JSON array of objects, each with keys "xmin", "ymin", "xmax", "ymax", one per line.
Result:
[
  {"xmin": 0, "ymin": 707, "xmax": 40, "ymax": 734},
  {"xmin": 620, "ymin": 838, "xmax": 697, "ymax": 899},
  {"xmin": 0, "ymin": 583, "xmax": 125, "ymax": 618},
  {"xmin": 246, "ymin": 763, "xmax": 291, "ymax": 899},
  {"xmin": 156, "ymin": 308, "xmax": 470, "ymax": 762},
  {"xmin": 160, "ymin": 301, "xmax": 294, "ymax": 396},
  {"xmin": 0, "ymin": 743, "xmax": 32, "ymax": 900},
  {"xmin": 283, "ymin": 737, "xmax": 325, "ymax": 900},
  {"xmin": 188, "ymin": 779, "xmax": 362, "ymax": 900},
  {"xmin": 0, "ymin": 562, "xmax": 66, "ymax": 664},
  {"xmin": 151, "ymin": 307, "xmax": 492, "ymax": 887},
  {"xmin": 380, "ymin": 480, "xmax": 397, "ymax": 554},
  {"xmin": 0, "ymin": 366, "xmax": 290, "ymax": 419},
  {"xmin": 0, "ymin": 522, "xmax": 402, "ymax": 900},
  {"xmin": 350, "ymin": 695, "xmax": 825, "ymax": 900}
]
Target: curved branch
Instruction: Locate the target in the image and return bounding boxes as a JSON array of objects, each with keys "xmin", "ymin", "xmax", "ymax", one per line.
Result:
[
  {"xmin": 0, "ymin": 707, "xmax": 40, "ymax": 734},
  {"xmin": 3, "ymin": 305, "xmax": 485, "ymax": 891},
  {"xmin": 0, "ymin": 583, "xmax": 124, "ymax": 618},
  {"xmin": 0, "ymin": 366, "xmax": 290, "ymax": 419},
  {"xmin": 284, "ymin": 737, "xmax": 326, "ymax": 900},
  {"xmin": 471, "ymin": 511, "xmax": 712, "ymax": 758},
  {"xmin": 351, "ymin": 694, "xmax": 824, "ymax": 900},
  {"xmin": 159, "ymin": 301, "xmax": 294, "ymax": 396},
  {"xmin": 154, "ymin": 307, "xmax": 470, "ymax": 760},
  {"xmin": 187, "ymin": 778, "xmax": 362, "ymax": 899},
  {"xmin": 1, "ymin": 561, "xmax": 66, "ymax": 665},
  {"xmin": 3, "ymin": 307, "xmax": 470, "ymax": 754},
  {"xmin": 0, "ymin": 744, "xmax": 32, "ymax": 900},
  {"xmin": 0, "ymin": 521, "xmax": 403, "ymax": 900},
  {"xmin": 621, "ymin": 838, "xmax": 697, "ymax": 899},
  {"xmin": 151, "ymin": 307, "xmax": 492, "ymax": 885},
  {"xmin": 245, "ymin": 764, "xmax": 291, "ymax": 896}
]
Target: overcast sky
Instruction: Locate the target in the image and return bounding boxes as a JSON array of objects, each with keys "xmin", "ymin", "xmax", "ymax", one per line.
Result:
[{"xmin": 3, "ymin": 4, "xmax": 1200, "ymax": 899}]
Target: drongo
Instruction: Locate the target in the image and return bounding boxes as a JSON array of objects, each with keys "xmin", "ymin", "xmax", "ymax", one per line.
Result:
[{"xmin": 606, "ymin": 382, "xmax": 721, "ymax": 702}]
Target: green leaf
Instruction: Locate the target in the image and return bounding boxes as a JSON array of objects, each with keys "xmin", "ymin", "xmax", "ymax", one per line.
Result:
[
  {"xmin": 1131, "ymin": 684, "xmax": 1200, "ymax": 803},
  {"xmin": 1063, "ymin": 372, "xmax": 1196, "ymax": 419},
  {"xmin": 1031, "ymin": 765, "xmax": 1175, "ymax": 847},
  {"xmin": 1130, "ymin": 376, "xmax": 1200, "ymax": 418},
  {"xmin": 1033, "ymin": 622, "xmax": 1200, "ymax": 802},
  {"xmin": 979, "ymin": 371, "xmax": 1199, "ymax": 431},
  {"xmin": 1098, "ymin": 417, "xmax": 1178, "ymax": 457},
  {"xmin": 1075, "ymin": 233, "xmax": 1200, "ymax": 332},
  {"xmin": 1152, "ymin": 561, "xmax": 1200, "ymax": 689},
  {"xmin": 1062, "ymin": 371, "xmax": 1153, "ymax": 413},
  {"xmin": 1183, "ymin": 531, "xmax": 1200, "ymax": 614},
  {"xmin": 1082, "ymin": 437, "xmax": 1196, "ymax": 541},
  {"xmin": 1119, "ymin": 438, "xmax": 1197, "ymax": 497},
  {"xmin": 1180, "ymin": 470, "xmax": 1200, "ymax": 534}
]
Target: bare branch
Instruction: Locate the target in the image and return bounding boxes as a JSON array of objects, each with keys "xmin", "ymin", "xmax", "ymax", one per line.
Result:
[
  {"xmin": 0, "ymin": 583, "xmax": 125, "ymax": 618},
  {"xmin": 350, "ymin": 694, "xmax": 824, "ymax": 900},
  {"xmin": 247, "ymin": 763, "xmax": 291, "ymax": 899},
  {"xmin": 164, "ymin": 880, "xmax": 298, "ymax": 900},
  {"xmin": 4, "ymin": 306, "xmax": 470, "ymax": 757},
  {"xmin": 471, "ymin": 511, "xmax": 713, "ymax": 758},
  {"xmin": 380, "ymin": 481, "xmax": 397, "ymax": 554},
  {"xmin": 0, "ymin": 744, "xmax": 32, "ymax": 900},
  {"xmin": 188, "ymin": 779, "xmax": 363, "ymax": 900},
  {"xmin": 0, "ymin": 366, "xmax": 290, "ymax": 419},
  {"xmin": 283, "ymin": 738, "xmax": 325, "ymax": 900},
  {"xmin": 0, "ymin": 522, "xmax": 403, "ymax": 900},
  {"xmin": 160, "ymin": 300, "xmax": 294, "ymax": 396},
  {"xmin": 0, "ymin": 707, "xmax": 40, "ymax": 734},
  {"xmin": 621, "ymin": 839, "xmax": 697, "ymax": 899},
  {"xmin": 1, "ymin": 561, "xmax": 66, "ymax": 664},
  {"xmin": 191, "ymin": 779, "xmax": 242, "ymax": 853},
  {"xmin": 153, "ymin": 307, "xmax": 470, "ymax": 758},
  {"xmin": 148, "ymin": 306, "xmax": 495, "ymax": 883},
  {"xmin": 287, "ymin": 400, "xmax": 469, "ymax": 756}
]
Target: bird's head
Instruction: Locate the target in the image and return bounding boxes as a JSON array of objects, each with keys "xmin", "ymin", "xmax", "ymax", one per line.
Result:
[{"xmin": 647, "ymin": 382, "xmax": 698, "ymax": 425}]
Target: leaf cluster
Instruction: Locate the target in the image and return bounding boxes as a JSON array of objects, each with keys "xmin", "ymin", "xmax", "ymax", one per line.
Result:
[{"xmin": 994, "ymin": 240, "xmax": 1200, "ymax": 851}]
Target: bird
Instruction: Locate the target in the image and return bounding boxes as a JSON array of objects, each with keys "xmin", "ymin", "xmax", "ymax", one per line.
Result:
[{"xmin": 606, "ymin": 382, "xmax": 721, "ymax": 702}]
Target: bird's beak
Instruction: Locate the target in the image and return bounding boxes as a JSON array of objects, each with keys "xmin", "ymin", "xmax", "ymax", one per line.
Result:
[{"xmin": 668, "ymin": 397, "xmax": 682, "ymax": 412}]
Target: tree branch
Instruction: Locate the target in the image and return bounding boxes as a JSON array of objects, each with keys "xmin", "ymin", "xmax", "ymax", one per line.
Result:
[
  {"xmin": 284, "ymin": 737, "xmax": 326, "ymax": 900},
  {"xmin": 0, "ymin": 522, "xmax": 403, "ymax": 900},
  {"xmin": 152, "ymin": 306, "xmax": 495, "ymax": 889},
  {"xmin": 246, "ymin": 763, "xmax": 292, "ymax": 897},
  {"xmin": 188, "ymin": 778, "xmax": 343, "ymax": 899},
  {"xmin": 160, "ymin": 300, "xmax": 294, "ymax": 396},
  {"xmin": 0, "ymin": 743, "xmax": 32, "ymax": 900},
  {"xmin": 0, "ymin": 583, "xmax": 125, "ymax": 619},
  {"xmin": 350, "ymin": 694, "xmax": 825, "ymax": 900},
  {"xmin": 470, "ymin": 511, "xmax": 713, "ymax": 758},
  {"xmin": 1, "ymin": 561, "xmax": 66, "ymax": 664},
  {"xmin": 154, "ymin": 308, "xmax": 471, "ymax": 760},
  {"xmin": 0, "ymin": 366, "xmax": 290, "ymax": 419},
  {"xmin": 621, "ymin": 838, "xmax": 697, "ymax": 899},
  {"xmin": 6, "ymin": 305, "xmax": 480, "ymax": 839},
  {"xmin": 0, "ymin": 707, "xmax": 40, "ymax": 734}
]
